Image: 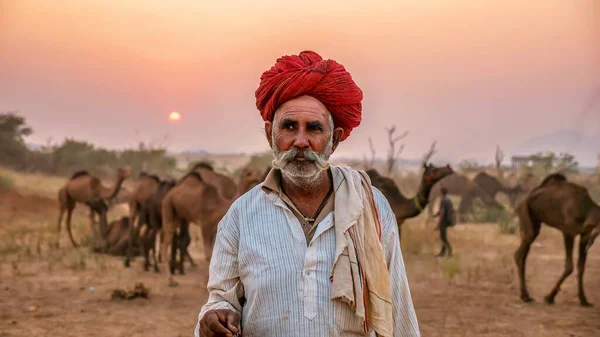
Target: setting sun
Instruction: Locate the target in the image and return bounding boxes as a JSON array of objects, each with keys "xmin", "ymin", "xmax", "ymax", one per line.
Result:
[{"xmin": 168, "ymin": 111, "xmax": 181, "ymax": 123}]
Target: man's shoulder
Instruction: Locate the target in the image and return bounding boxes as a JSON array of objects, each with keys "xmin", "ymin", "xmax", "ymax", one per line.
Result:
[{"xmin": 229, "ymin": 184, "xmax": 267, "ymax": 210}]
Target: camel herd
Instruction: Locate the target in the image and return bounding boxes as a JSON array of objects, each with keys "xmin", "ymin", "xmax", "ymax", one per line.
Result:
[{"xmin": 54, "ymin": 161, "xmax": 600, "ymax": 305}]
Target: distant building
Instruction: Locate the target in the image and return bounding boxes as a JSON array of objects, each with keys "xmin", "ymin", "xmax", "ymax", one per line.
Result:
[{"xmin": 511, "ymin": 155, "xmax": 554, "ymax": 169}]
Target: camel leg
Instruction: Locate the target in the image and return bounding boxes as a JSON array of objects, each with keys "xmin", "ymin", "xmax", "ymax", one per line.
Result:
[
  {"xmin": 140, "ymin": 225, "xmax": 151, "ymax": 272},
  {"xmin": 161, "ymin": 199, "xmax": 178, "ymax": 286},
  {"xmin": 124, "ymin": 205, "xmax": 138, "ymax": 268},
  {"xmin": 178, "ymin": 221, "xmax": 194, "ymax": 274},
  {"xmin": 544, "ymin": 233, "xmax": 574, "ymax": 304},
  {"xmin": 458, "ymin": 197, "xmax": 471, "ymax": 223},
  {"xmin": 514, "ymin": 207, "xmax": 541, "ymax": 303},
  {"xmin": 66, "ymin": 206, "xmax": 78, "ymax": 248},
  {"xmin": 157, "ymin": 231, "xmax": 163, "ymax": 263},
  {"xmin": 577, "ymin": 235, "xmax": 592, "ymax": 307},
  {"xmin": 181, "ymin": 220, "xmax": 196, "ymax": 267},
  {"xmin": 151, "ymin": 228, "xmax": 160, "ymax": 273},
  {"xmin": 56, "ymin": 205, "xmax": 66, "ymax": 248},
  {"xmin": 88, "ymin": 208, "xmax": 101, "ymax": 240},
  {"xmin": 170, "ymin": 226, "xmax": 179, "ymax": 275}
]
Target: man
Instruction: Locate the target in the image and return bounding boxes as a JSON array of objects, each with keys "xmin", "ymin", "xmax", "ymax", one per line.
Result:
[
  {"xmin": 195, "ymin": 51, "xmax": 420, "ymax": 337},
  {"xmin": 433, "ymin": 187, "xmax": 454, "ymax": 257}
]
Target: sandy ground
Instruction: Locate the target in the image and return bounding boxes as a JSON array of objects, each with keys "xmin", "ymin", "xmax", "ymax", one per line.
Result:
[{"xmin": 1, "ymin": 189, "xmax": 599, "ymax": 337}]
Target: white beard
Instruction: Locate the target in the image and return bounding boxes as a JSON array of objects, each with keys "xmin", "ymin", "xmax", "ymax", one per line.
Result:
[{"xmin": 271, "ymin": 135, "xmax": 333, "ymax": 189}]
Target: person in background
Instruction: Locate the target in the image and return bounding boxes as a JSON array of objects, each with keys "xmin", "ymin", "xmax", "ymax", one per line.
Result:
[{"xmin": 434, "ymin": 187, "xmax": 454, "ymax": 257}]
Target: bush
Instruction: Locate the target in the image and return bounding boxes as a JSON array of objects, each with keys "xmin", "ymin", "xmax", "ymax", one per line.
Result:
[{"xmin": 0, "ymin": 173, "xmax": 14, "ymax": 191}]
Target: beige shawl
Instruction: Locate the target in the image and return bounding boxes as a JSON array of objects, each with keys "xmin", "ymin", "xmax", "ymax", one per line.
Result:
[{"xmin": 330, "ymin": 165, "xmax": 393, "ymax": 336}]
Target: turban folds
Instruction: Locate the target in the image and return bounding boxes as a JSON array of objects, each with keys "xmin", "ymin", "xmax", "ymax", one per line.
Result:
[{"xmin": 255, "ymin": 50, "xmax": 363, "ymax": 141}]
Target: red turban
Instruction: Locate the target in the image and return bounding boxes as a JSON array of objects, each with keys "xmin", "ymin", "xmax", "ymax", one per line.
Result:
[{"xmin": 255, "ymin": 50, "xmax": 363, "ymax": 141}]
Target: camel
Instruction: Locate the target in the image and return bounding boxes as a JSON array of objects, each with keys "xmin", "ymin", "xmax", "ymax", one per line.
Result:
[
  {"xmin": 473, "ymin": 171, "xmax": 525, "ymax": 208},
  {"xmin": 91, "ymin": 216, "xmax": 141, "ymax": 257},
  {"xmin": 136, "ymin": 178, "xmax": 193, "ymax": 274},
  {"xmin": 190, "ymin": 162, "xmax": 237, "ymax": 199},
  {"xmin": 427, "ymin": 173, "xmax": 505, "ymax": 223},
  {"xmin": 514, "ymin": 173, "xmax": 600, "ymax": 306},
  {"xmin": 124, "ymin": 172, "xmax": 161, "ymax": 268},
  {"xmin": 160, "ymin": 167, "xmax": 262, "ymax": 285},
  {"xmin": 57, "ymin": 167, "xmax": 131, "ymax": 247},
  {"xmin": 366, "ymin": 163, "xmax": 454, "ymax": 239}
]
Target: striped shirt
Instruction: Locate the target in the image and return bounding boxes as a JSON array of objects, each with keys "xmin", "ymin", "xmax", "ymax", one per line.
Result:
[{"xmin": 194, "ymin": 178, "xmax": 420, "ymax": 336}]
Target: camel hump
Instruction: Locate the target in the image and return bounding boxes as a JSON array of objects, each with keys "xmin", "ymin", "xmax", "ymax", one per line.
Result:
[
  {"xmin": 70, "ymin": 170, "xmax": 90, "ymax": 180},
  {"xmin": 365, "ymin": 169, "xmax": 381, "ymax": 178},
  {"xmin": 139, "ymin": 171, "xmax": 160, "ymax": 182},
  {"xmin": 191, "ymin": 162, "xmax": 214, "ymax": 171},
  {"xmin": 184, "ymin": 171, "xmax": 204, "ymax": 182},
  {"xmin": 539, "ymin": 173, "xmax": 567, "ymax": 187}
]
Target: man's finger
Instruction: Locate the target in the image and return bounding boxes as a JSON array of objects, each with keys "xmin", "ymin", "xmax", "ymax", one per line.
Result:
[
  {"xmin": 225, "ymin": 311, "xmax": 241, "ymax": 334},
  {"xmin": 207, "ymin": 313, "xmax": 234, "ymax": 336}
]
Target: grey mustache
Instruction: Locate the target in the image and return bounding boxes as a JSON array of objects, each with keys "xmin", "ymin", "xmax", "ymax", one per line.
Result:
[{"xmin": 272, "ymin": 148, "xmax": 329, "ymax": 170}]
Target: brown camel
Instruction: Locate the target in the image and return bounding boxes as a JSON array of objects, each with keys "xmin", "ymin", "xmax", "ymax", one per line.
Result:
[
  {"xmin": 514, "ymin": 173, "xmax": 600, "ymax": 306},
  {"xmin": 427, "ymin": 173, "xmax": 505, "ymax": 223},
  {"xmin": 473, "ymin": 171, "xmax": 525, "ymax": 208},
  {"xmin": 124, "ymin": 172, "xmax": 161, "ymax": 268},
  {"xmin": 366, "ymin": 163, "xmax": 454, "ymax": 238},
  {"xmin": 160, "ymin": 168, "xmax": 262, "ymax": 285},
  {"xmin": 57, "ymin": 167, "xmax": 131, "ymax": 247},
  {"xmin": 190, "ymin": 162, "xmax": 237, "ymax": 199},
  {"xmin": 91, "ymin": 216, "xmax": 141, "ymax": 256}
]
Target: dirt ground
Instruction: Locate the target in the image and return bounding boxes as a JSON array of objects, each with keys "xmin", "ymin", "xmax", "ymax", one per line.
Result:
[{"xmin": 1, "ymin": 189, "xmax": 599, "ymax": 337}]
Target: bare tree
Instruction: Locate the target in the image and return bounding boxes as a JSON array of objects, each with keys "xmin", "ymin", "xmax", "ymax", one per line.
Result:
[
  {"xmin": 362, "ymin": 137, "xmax": 377, "ymax": 169},
  {"xmin": 495, "ymin": 145, "xmax": 504, "ymax": 180},
  {"xmin": 421, "ymin": 141, "xmax": 437, "ymax": 165},
  {"xmin": 385, "ymin": 125, "xmax": 409, "ymax": 175}
]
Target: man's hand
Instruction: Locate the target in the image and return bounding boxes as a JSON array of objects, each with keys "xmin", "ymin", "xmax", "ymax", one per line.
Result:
[{"xmin": 199, "ymin": 309, "xmax": 241, "ymax": 337}]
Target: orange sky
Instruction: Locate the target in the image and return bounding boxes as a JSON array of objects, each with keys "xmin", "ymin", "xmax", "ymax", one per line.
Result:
[{"xmin": 1, "ymin": 0, "xmax": 599, "ymax": 164}]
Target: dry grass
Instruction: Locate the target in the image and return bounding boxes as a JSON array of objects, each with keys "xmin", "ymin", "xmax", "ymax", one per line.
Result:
[
  {"xmin": 1, "ymin": 165, "xmax": 599, "ymax": 337},
  {"xmin": 0, "ymin": 166, "xmax": 66, "ymax": 199}
]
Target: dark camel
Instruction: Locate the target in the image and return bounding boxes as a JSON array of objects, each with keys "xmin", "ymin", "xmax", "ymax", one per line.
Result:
[
  {"xmin": 366, "ymin": 163, "xmax": 454, "ymax": 238},
  {"xmin": 427, "ymin": 173, "xmax": 504, "ymax": 223},
  {"xmin": 473, "ymin": 171, "xmax": 524, "ymax": 208},
  {"xmin": 57, "ymin": 167, "xmax": 131, "ymax": 247},
  {"xmin": 124, "ymin": 172, "xmax": 161, "ymax": 268},
  {"xmin": 160, "ymin": 167, "xmax": 262, "ymax": 285},
  {"xmin": 514, "ymin": 173, "xmax": 600, "ymax": 306},
  {"xmin": 137, "ymin": 178, "xmax": 194, "ymax": 274}
]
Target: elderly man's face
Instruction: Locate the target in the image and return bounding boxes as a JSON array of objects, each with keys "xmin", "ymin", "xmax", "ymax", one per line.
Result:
[{"xmin": 265, "ymin": 95, "xmax": 344, "ymax": 186}]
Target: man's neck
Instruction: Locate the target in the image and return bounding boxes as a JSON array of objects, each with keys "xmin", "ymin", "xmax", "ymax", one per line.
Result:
[{"xmin": 281, "ymin": 170, "xmax": 331, "ymax": 202}]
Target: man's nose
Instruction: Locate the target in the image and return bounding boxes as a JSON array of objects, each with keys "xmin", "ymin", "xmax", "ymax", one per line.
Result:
[{"xmin": 293, "ymin": 131, "xmax": 310, "ymax": 149}]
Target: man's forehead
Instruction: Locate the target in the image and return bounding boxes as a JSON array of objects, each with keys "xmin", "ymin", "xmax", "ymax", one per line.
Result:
[{"xmin": 274, "ymin": 96, "xmax": 330, "ymax": 121}]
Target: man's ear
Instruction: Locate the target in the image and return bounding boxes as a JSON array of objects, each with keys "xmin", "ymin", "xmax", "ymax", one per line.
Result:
[
  {"xmin": 331, "ymin": 127, "xmax": 344, "ymax": 153},
  {"xmin": 265, "ymin": 121, "xmax": 273, "ymax": 149}
]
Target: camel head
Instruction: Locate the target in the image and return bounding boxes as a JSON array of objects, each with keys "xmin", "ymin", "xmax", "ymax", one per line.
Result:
[
  {"xmin": 116, "ymin": 167, "xmax": 132, "ymax": 180},
  {"xmin": 421, "ymin": 163, "xmax": 454, "ymax": 187}
]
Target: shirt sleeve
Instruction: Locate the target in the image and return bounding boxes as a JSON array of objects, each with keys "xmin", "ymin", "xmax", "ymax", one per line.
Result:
[
  {"xmin": 194, "ymin": 205, "xmax": 244, "ymax": 337},
  {"xmin": 372, "ymin": 187, "xmax": 421, "ymax": 337}
]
